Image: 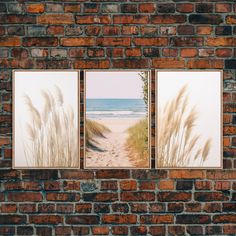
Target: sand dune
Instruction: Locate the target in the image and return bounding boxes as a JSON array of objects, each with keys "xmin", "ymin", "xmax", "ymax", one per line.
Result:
[{"xmin": 86, "ymin": 118, "xmax": 140, "ymax": 168}]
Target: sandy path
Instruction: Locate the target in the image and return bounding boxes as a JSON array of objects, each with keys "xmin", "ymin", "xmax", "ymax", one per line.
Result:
[{"xmin": 86, "ymin": 118, "xmax": 140, "ymax": 168}]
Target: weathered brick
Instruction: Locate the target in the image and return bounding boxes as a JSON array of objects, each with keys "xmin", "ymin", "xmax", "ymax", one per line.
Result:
[
  {"xmin": 139, "ymin": 3, "xmax": 155, "ymax": 13},
  {"xmin": 121, "ymin": 192, "xmax": 155, "ymax": 201},
  {"xmin": 8, "ymin": 192, "xmax": 42, "ymax": 202},
  {"xmin": 130, "ymin": 226, "xmax": 147, "ymax": 235},
  {"xmin": 55, "ymin": 227, "xmax": 71, "ymax": 235},
  {"xmin": 151, "ymin": 15, "xmax": 186, "ymax": 24},
  {"xmin": 75, "ymin": 203, "xmax": 92, "ymax": 213},
  {"xmin": 157, "ymin": 192, "xmax": 191, "ymax": 202},
  {"xmin": 152, "ymin": 58, "xmax": 185, "ymax": 68},
  {"xmin": 102, "ymin": 214, "xmax": 137, "ymax": 224},
  {"xmin": 216, "ymin": 3, "xmax": 232, "ymax": 13},
  {"xmin": 140, "ymin": 215, "xmax": 173, "ymax": 224},
  {"xmin": 178, "ymin": 25, "xmax": 194, "ymax": 35},
  {"xmin": 114, "ymin": 15, "xmax": 148, "ymax": 24},
  {"xmin": 176, "ymin": 3, "xmax": 194, "ymax": 13},
  {"xmin": 84, "ymin": 3, "xmax": 99, "ymax": 13},
  {"xmin": 213, "ymin": 215, "xmax": 236, "ymax": 223},
  {"xmin": 0, "ymin": 15, "xmax": 36, "ymax": 24},
  {"xmin": 112, "ymin": 226, "xmax": 128, "ymax": 235},
  {"xmin": 102, "ymin": 26, "xmax": 120, "ymax": 35},
  {"xmin": 176, "ymin": 215, "xmax": 211, "ymax": 224},
  {"xmin": 149, "ymin": 226, "xmax": 165, "ymax": 236},
  {"xmin": 226, "ymin": 15, "xmax": 236, "ymax": 24},
  {"xmin": 121, "ymin": 4, "xmax": 137, "ymax": 13},
  {"xmin": 97, "ymin": 37, "xmax": 131, "ymax": 46},
  {"xmin": 64, "ymin": 4, "xmax": 81, "ymax": 13},
  {"xmin": 8, "ymin": 3, "xmax": 23, "ymax": 13},
  {"xmin": 102, "ymin": 4, "xmax": 119, "ymax": 13},
  {"xmin": 29, "ymin": 215, "xmax": 63, "ymax": 224},
  {"xmin": 196, "ymin": 3, "xmax": 213, "ymax": 13},
  {"xmin": 23, "ymin": 37, "xmax": 58, "ymax": 47},
  {"xmin": 0, "ymin": 37, "xmax": 20, "ymax": 46},
  {"xmin": 61, "ymin": 37, "xmax": 95, "ymax": 46},
  {"xmin": 38, "ymin": 14, "xmax": 74, "ymax": 24},
  {"xmin": 113, "ymin": 59, "xmax": 148, "ymax": 68},
  {"xmin": 0, "ymin": 215, "xmax": 26, "ymax": 224},
  {"xmin": 47, "ymin": 26, "xmax": 64, "ymax": 35},
  {"xmin": 76, "ymin": 15, "xmax": 111, "ymax": 24},
  {"xmin": 74, "ymin": 59, "xmax": 110, "ymax": 69},
  {"xmin": 216, "ymin": 26, "xmax": 232, "ymax": 35},
  {"xmin": 157, "ymin": 4, "xmax": 175, "ymax": 13},
  {"xmin": 26, "ymin": 4, "xmax": 45, "ymax": 13},
  {"xmin": 120, "ymin": 180, "xmax": 137, "ymax": 190}
]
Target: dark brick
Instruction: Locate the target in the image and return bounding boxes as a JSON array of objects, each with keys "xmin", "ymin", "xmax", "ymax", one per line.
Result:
[
  {"xmin": 189, "ymin": 15, "xmax": 223, "ymax": 25},
  {"xmin": 17, "ymin": 227, "xmax": 33, "ymax": 235},
  {"xmin": 196, "ymin": 3, "xmax": 213, "ymax": 13},
  {"xmin": 186, "ymin": 226, "xmax": 203, "ymax": 235},
  {"xmin": 143, "ymin": 48, "xmax": 159, "ymax": 57},
  {"xmin": 176, "ymin": 181, "xmax": 193, "ymax": 190},
  {"xmin": 176, "ymin": 215, "xmax": 211, "ymax": 224},
  {"xmin": 7, "ymin": 26, "xmax": 25, "ymax": 36},
  {"xmin": 121, "ymin": 4, "xmax": 137, "ymax": 13},
  {"xmin": 0, "ymin": 3, "xmax": 6, "ymax": 12},
  {"xmin": 225, "ymin": 60, "xmax": 236, "ymax": 69},
  {"xmin": 66, "ymin": 215, "xmax": 99, "ymax": 225},
  {"xmin": 157, "ymin": 4, "xmax": 175, "ymax": 13},
  {"xmin": 216, "ymin": 26, "xmax": 232, "ymax": 35},
  {"xmin": 0, "ymin": 215, "xmax": 26, "ymax": 224},
  {"xmin": 206, "ymin": 226, "xmax": 222, "ymax": 235},
  {"xmin": 178, "ymin": 25, "xmax": 194, "ymax": 35}
]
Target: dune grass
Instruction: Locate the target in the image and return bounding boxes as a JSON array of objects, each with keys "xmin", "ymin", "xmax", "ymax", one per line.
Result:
[
  {"xmin": 157, "ymin": 85, "xmax": 212, "ymax": 167},
  {"xmin": 126, "ymin": 118, "xmax": 149, "ymax": 167},
  {"xmin": 85, "ymin": 119, "xmax": 110, "ymax": 150},
  {"xmin": 24, "ymin": 86, "xmax": 78, "ymax": 167}
]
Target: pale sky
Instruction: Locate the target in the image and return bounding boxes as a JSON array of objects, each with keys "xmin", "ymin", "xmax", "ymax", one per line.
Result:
[
  {"xmin": 14, "ymin": 71, "xmax": 78, "ymax": 167},
  {"xmin": 86, "ymin": 71, "xmax": 144, "ymax": 99},
  {"xmin": 157, "ymin": 71, "xmax": 221, "ymax": 167}
]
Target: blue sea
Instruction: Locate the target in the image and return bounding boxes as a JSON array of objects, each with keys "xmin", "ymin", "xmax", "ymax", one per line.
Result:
[{"xmin": 86, "ymin": 99, "xmax": 146, "ymax": 119}]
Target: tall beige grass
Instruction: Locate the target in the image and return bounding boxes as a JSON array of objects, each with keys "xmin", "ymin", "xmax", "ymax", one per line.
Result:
[
  {"xmin": 157, "ymin": 85, "xmax": 212, "ymax": 167},
  {"xmin": 126, "ymin": 118, "xmax": 149, "ymax": 168},
  {"xmin": 85, "ymin": 119, "xmax": 110, "ymax": 150},
  {"xmin": 24, "ymin": 86, "xmax": 78, "ymax": 167}
]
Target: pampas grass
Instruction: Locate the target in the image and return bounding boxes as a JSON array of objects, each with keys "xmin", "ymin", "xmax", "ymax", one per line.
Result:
[
  {"xmin": 157, "ymin": 85, "xmax": 212, "ymax": 167},
  {"xmin": 24, "ymin": 86, "xmax": 78, "ymax": 167}
]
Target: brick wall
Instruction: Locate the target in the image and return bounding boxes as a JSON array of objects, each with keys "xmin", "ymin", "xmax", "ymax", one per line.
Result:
[{"xmin": 0, "ymin": 0, "xmax": 236, "ymax": 235}]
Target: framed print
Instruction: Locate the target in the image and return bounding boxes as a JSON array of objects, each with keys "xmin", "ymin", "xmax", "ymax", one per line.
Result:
[
  {"xmin": 156, "ymin": 70, "xmax": 222, "ymax": 169},
  {"xmin": 85, "ymin": 70, "xmax": 151, "ymax": 169},
  {"xmin": 13, "ymin": 70, "xmax": 80, "ymax": 169}
]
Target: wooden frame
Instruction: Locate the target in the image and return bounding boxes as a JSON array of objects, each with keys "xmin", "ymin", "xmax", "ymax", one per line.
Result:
[
  {"xmin": 155, "ymin": 70, "xmax": 223, "ymax": 169},
  {"xmin": 84, "ymin": 70, "xmax": 152, "ymax": 169},
  {"xmin": 12, "ymin": 70, "xmax": 80, "ymax": 169}
]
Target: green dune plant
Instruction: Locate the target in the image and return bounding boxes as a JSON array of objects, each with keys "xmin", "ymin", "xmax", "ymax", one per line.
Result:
[
  {"xmin": 157, "ymin": 85, "xmax": 212, "ymax": 167},
  {"xmin": 24, "ymin": 86, "xmax": 78, "ymax": 167}
]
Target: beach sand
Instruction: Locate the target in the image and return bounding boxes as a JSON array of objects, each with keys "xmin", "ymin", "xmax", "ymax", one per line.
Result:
[{"xmin": 86, "ymin": 118, "xmax": 141, "ymax": 168}]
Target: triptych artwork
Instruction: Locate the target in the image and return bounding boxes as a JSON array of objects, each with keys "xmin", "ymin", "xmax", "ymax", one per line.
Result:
[{"xmin": 13, "ymin": 70, "xmax": 222, "ymax": 169}]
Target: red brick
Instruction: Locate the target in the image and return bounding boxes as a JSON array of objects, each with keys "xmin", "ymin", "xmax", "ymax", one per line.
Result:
[
  {"xmin": 152, "ymin": 58, "xmax": 185, "ymax": 68},
  {"xmin": 158, "ymin": 180, "xmax": 174, "ymax": 190},
  {"xmin": 120, "ymin": 180, "xmax": 137, "ymax": 190},
  {"xmin": 112, "ymin": 203, "xmax": 129, "ymax": 213},
  {"xmin": 23, "ymin": 37, "xmax": 58, "ymax": 47},
  {"xmin": 130, "ymin": 226, "xmax": 147, "ymax": 235},
  {"xmin": 139, "ymin": 181, "xmax": 155, "ymax": 190},
  {"xmin": 199, "ymin": 48, "xmax": 214, "ymax": 57},
  {"xmin": 134, "ymin": 37, "xmax": 168, "ymax": 46},
  {"xmin": 0, "ymin": 137, "xmax": 11, "ymax": 146},
  {"xmin": 92, "ymin": 227, "xmax": 109, "ymax": 235},
  {"xmin": 0, "ymin": 15, "xmax": 36, "ymax": 24},
  {"xmin": 141, "ymin": 215, "xmax": 174, "ymax": 224},
  {"xmin": 151, "ymin": 15, "xmax": 186, "ymax": 24},
  {"xmin": 0, "ymin": 227, "xmax": 15, "ymax": 235},
  {"xmin": 216, "ymin": 48, "xmax": 232, "ymax": 57},
  {"xmin": 224, "ymin": 225, "xmax": 236, "ymax": 234},
  {"xmin": 214, "ymin": 215, "xmax": 236, "ymax": 223},
  {"xmin": 55, "ymin": 227, "xmax": 71, "ymax": 235},
  {"xmin": 216, "ymin": 3, "xmax": 232, "ymax": 12},
  {"xmin": 112, "ymin": 226, "xmax": 128, "ymax": 235},
  {"xmin": 47, "ymin": 26, "xmax": 64, "ymax": 35},
  {"xmin": 0, "ymin": 37, "xmax": 20, "ymax": 47},
  {"xmin": 61, "ymin": 37, "xmax": 95, "ymax": 46},
  {"xmin": 105, "ymin": 48, "xmax": 124, "ymax": 57},
  {"xmin": 76, "ymin": 15, "xmax": 111, "ymax": 24},
  {"xmin": 26, "ymin": 4, "xmax": 45, "ymax": 13},
  {"xmin": 75, "ymin": 203, "xmax": 92, "ymax": 213},
  {"xmin": 46, "ymin": 192, "xmax": 76, "ymax": 201},
  {"xmin": 168, "ymin": 226, "xmax": 185, "ymax": 235},
  {"xmin": 38, "ymin": 203, "xmax": 55, "ymax": 213},
  {"xmin": 85, "ymin": 26, "xmax": 100, "ymax": 36},
  {"xmin": 69, "ymin": 49, "xmax": 85, "ymax": 58},
  {"xmin": 121, "ymin": 26, "xmax": 138, "ymax": 35},
  {"xmin": 44, "ymin": 181, "xmax": 60, "ymax": 191},
  {"xmin": 72, "ymin": 227, "xmax": 89, "ymax": 235},
  {"xmin": 37, "ymin": 14, "xmax": 74, "ymax": 24},
  {"xmin": 64, "ymin": 4, "xmax": 81, "ymax": 13},
  {"xmin": 226, "ymin": 15, "xmax": 236, "ymax": 24},
  {"xmin": 207, "ymin": 170, "xmax": 236, "ymax": 179},
  {"xmin": 19, "ymin": 204, "xmax": 36, "ymax": 213},
  {"xmin": 187, "ymin": 59, "xmax": 223, "ymax": 69},
  {"xmin": 88, "ymin": 48, "xmax": 105, "ymax": 57},
  {"xmin": 178, "ymin": 25, "xmax": 194, "ymax": 35},
  {"xmin": 149, "ymin": 226, "xmax": 165, "ymax": 235},
  {"xmin": 102, "ymin": 26, "xmax": 120, "ymax": 35},
  {"xmin": 74, "ymin": 59, "xmax": 110, "ymax": 69},
  {"xmin": 176, "ymin": 4, "xmax": 194, "ymax": 13},
  {"xmin": 131, "ymin": 203, "xmax": 148, "ymax": 213},
  {"xmin": 186, "ymin": 203, "xmax": 202, "ymax": 212},
  {"xmin": 195, "ymin": 181, "xmax": 212, "ymax": 190},
  {"xmin": 162, "ymin": 48, "xmax": 178, "ymax": 57},
  {"xmin": 206, "ymin": 37, "xmax": 236, "ymax": 46},
  {"xmin": 57, "ymin": 204, "xmax": 73, "ymax": 213},
  {"xmin": 5, "ymin": 181, "xmax": 40, "ymax": 191},
  {"xmin": 197, "ymin": 26, "xmax": 213, "ymax": 35},
  {"xmin": 157, "ymin": 192, "xmax": 191, "ymax": 202},
  {"xmin": 97, "ymin": 37, "xmax": 131, "ymax": 46},
  {"xmin": 114, "ymin": 15, "xmax": 148, "ymax": 24},
  {"xmin": 101, "ymin": 181, "xmax": 118, "ymax": 191},
  {"xmin": 102, "ymin": 214, "xmax": 137, "ymax": 224},
  {"xmin": 8, "ymin": 192, "xmax": 42, "ymax": 202},
  {"xmin": 181, "ymin": 48, "xmax": 197, "ymax": 57},
  {"xmin": 63, "ymin": 180, "xmax": 80, "ymax": 191},
  {"xmin": 66, "ymin": 215, "xmax": 99, "ymax": 225},
  {"xmin": 170, "ymin": 170, "xmax": 206, "ymax": 179},
  {"xmin": 29, "ymin": 215, "xmax": 63, "ymax": 224},
  {"xmin": 139, "ymin": 3, "xmax": 155, "ymax": 13},
  {"xmin": 121, "ymin": 192, "xmax": 155, "ymax": 201},
  {"xmin": 1, "ymin": 204, "xmax": 17, "ymax": 213}
]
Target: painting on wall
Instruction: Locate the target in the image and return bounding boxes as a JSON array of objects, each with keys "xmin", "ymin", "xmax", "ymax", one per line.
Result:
[
  {"xmin": 13, "ymin": 70, "xmax": 80, "ymax": 169},
  {"xmin": 85, "ymin": 70, "xmax": 151, "ymax": 169},
  {"xmin": 156, "ymin": 70, "xmax": 222, "ymax": 169}
]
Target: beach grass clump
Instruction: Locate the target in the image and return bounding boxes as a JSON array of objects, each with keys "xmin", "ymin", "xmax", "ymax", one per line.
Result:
[
  {"xmin": 157, "ymin": 84, "xmax": 212, "ymax": 167},
  {"xmin": 24, "ymin": 86, "xmax": 78, "ymax": 167},
  {"xmin": 85, "ymin": 119, "xmax": 110, "ymax": 149},
  {"xmin": 126, "ymin": 118, "xmax": 149, "ymax": 166}
]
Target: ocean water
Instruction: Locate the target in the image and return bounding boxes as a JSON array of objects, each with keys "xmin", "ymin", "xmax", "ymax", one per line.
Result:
[{"xmin": 86, "ymin": 99, "xmax": 146, "ymax": 119}]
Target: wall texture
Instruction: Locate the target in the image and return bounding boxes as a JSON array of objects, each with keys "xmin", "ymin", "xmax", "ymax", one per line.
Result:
[{"xmin": 0, "ymin": 0, "xmax": 236, "ymax": 235}]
